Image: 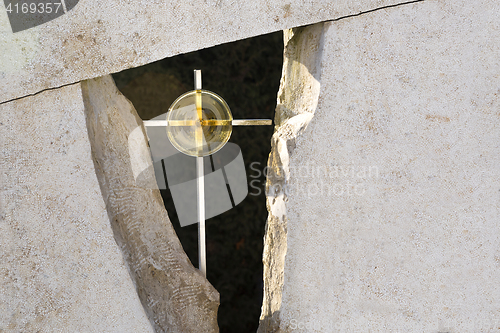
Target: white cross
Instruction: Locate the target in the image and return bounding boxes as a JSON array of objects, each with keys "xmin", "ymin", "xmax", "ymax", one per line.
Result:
[{"xmin": 144, "ymin": 70, "xmax": 272, "ymax": 277}]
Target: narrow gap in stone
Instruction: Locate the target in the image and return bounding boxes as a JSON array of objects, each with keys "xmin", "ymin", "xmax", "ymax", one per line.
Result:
[
  {"xmin": 325, "ymin": 0, "xmax": 425, "ymax": 23},
  {"xmin": 0, "ymin": 81, "xmax": 79, "ymax": 106},
  {"xmin": 112, "ymin": 31, "xmax": 282, "ymax": 333}
]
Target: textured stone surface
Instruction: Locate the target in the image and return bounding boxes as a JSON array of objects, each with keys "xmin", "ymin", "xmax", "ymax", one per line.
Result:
[
  {"xmin": 0, "ymin": 0, "xmax": 413, "ymax": 103},
  {"xmin": 258, "ymin": 23, "xmax": 323, "ymax": 333},
  {"xmin": 0, "ymin": 83, "xmax": 154, "ymax": 332},
  {"xmin": 260, "ymin": 0, "xmax": 500, "ymax": 331},
  {"xmin": 81, "ymin": 75, "xmax": 220, "ymax": 333}
]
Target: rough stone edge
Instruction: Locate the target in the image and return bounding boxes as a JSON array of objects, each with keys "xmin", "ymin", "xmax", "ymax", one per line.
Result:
[
  {"xmin": 258, "ymin": 23, "xmax": 325, "ymax": 333},
  {"xmin": 81, "ymin": 75, "xmax": 220, "ymax": 333}
]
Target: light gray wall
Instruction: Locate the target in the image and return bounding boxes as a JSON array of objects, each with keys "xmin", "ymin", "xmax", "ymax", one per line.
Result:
[{"xmin": 261, "ymin": 0, "xmax": 500, "ymax": 331}]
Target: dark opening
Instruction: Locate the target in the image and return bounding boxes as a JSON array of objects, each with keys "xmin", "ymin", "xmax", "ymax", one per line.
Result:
[{"xmin": 112, "ymin": 31, "xmax": 283, "ymax": 333}]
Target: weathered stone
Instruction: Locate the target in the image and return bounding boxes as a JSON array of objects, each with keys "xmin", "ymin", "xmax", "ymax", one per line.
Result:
[
  {"xmin": 0, "ymin": 83, "xmax": 154, "ymax": 332},
  {"xmin": 260, "ymin": 0, "xmax": 500, "ymax": 331},
  {"xmin": 0, "ymin": 0, "xmax": 415, "ymax": 103},
  {"xmin": 258, "ymin": 23, "xmax": 323, "ymax": 333},
  {"xmin": 0, "ymin": 73, "xmax": 219, "ymax": 332},
  {"xmin": 81, "ymin": 75, "xmax": 220, "ymax": 333}
]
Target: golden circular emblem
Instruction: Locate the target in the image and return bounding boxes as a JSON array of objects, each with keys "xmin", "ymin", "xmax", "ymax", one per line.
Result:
[{"xmin": 166, "ymin": 90, "xmax": 233, "ymax": 157}]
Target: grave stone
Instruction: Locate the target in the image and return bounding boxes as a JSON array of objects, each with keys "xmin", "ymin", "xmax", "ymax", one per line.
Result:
[
  {"xmin": 0, "ymin": 83, "xmax": 154, "ymax": 332},
  {"xmin": 260, "ymin": 0, "xmax": 500, "ymax": 331}
]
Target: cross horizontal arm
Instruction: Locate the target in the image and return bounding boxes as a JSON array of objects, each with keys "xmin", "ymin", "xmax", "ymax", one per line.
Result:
[
  {"xmin": 143, "ymin": 120, "xmax": 230, "ymax": 127},
  {"xmin": 143, "ymin": 119, "xmax": 272, "ymax": 127},
  {"xmin": 232, "ymin": 119, "xmax": 272, "ymax": 126},
  {"xmin": 143, "ymin": 120, "xmax": 169, "ymax": 127}
]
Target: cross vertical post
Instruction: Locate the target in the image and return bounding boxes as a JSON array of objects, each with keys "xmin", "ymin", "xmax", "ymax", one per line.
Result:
[
  {"xmin": 143, "ymin": 70, "xmax": 273, "ymax": 279},
  {"xmin": 194, "ymin": 70, "xmax": 206, "ymax": 277}
]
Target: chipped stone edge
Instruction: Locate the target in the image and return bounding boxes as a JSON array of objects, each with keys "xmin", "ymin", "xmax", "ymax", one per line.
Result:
[
  {"xmin": 258, "ymin": 23, "xmax": 325, "ymax": 333},
  {"xmin": 81, "ymin": 75, "xmax": 220, "ymax": 333}
]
